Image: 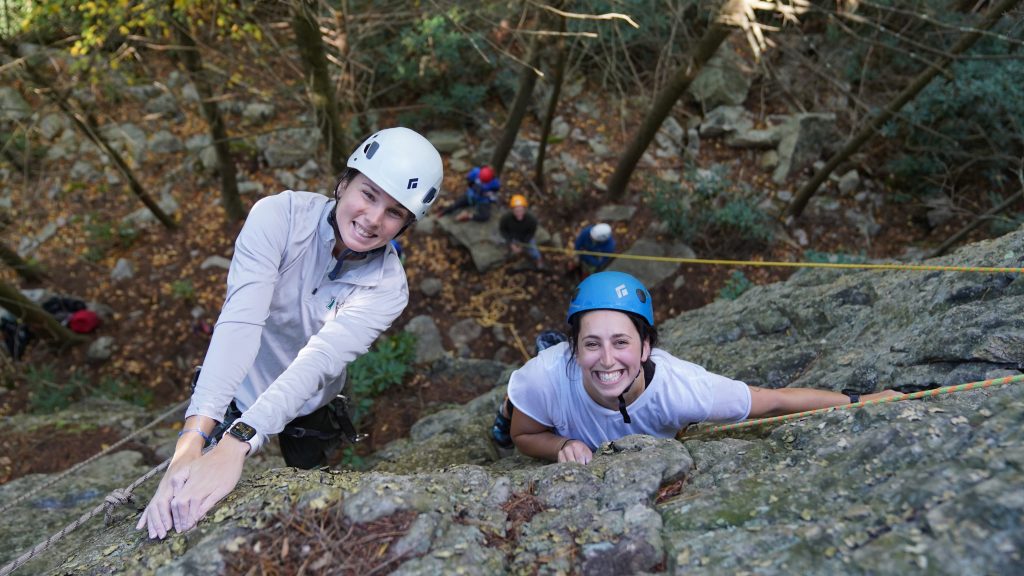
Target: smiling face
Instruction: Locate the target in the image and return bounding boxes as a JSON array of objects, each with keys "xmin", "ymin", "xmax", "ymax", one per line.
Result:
[
  {"xmin": 334, "ymin": 172, "xmax": 412, "ymax": 253},
  {"xmin": 576, "ymin": 309, "xmax": 650, "ymax": 407}
]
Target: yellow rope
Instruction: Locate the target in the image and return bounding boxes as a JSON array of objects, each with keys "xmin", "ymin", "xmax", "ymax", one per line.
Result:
[
  {"xmin": 539, "ymin": 245, "xmax": 1024, "ymax": 274},
  {"xmin": 680, "ymin": 374, "xmax": 1024, "ymax": 440},
  {"xmin": 466, "ymin": 284, "xmax": 532, "ymax": 362}
]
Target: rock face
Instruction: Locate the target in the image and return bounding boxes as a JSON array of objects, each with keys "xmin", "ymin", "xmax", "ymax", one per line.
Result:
[{"xmin": 3, "ymin": 227, "xmax": 1022, "ymax": 575}]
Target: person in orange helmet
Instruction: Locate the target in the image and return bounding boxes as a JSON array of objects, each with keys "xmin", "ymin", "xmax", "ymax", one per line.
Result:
[{"xmin": 499, "ymin": 194, "xmax": 543, "ymax": 269}]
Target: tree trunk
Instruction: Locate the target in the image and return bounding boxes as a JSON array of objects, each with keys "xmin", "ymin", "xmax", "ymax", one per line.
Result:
[
  {"xmin": 0, "ymin": 241, "xmax": 47, "ymax": 284},
  {"xmin": 0, "ymin": 280, "xmax": 87, "ymax": 347},
  {"xmin": 534, "ymin": 12, "xmax": 569, "ymax": 192},
  {"xmin": 174, "ymin": 22, "xmax": 246, "ymax": 224},
  {"xmin": 604, "ymin": 4, "xmax": 738, "ymax": 200},
  {"xmin": 2, "ymin": 42, "xmax": 178, "ymax": 229},
  {"xmin": 490, "ymin": 36, "xmax": 543, "ymax": 177},
  {"xmin": 786, "ymin": 0, "xmax": 1022, "ymax": 219},
  {"xmin": 292, "ymin": 0, "xmax": 347, "ymax": 175}
]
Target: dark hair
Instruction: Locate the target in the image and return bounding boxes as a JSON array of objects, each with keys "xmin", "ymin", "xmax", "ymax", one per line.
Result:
[
  {"xmin": 333, "ymin": 167, "xmax": 361, "ymax": 201},
  {"xmin": 566, "ymin": 309, "xmax": 658, "ymax": 377}
]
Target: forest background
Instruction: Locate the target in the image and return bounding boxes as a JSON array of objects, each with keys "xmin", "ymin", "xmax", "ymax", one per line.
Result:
[{"xmin": 0, "ymin": 0, "xmax": 1022, "ymax": 479}]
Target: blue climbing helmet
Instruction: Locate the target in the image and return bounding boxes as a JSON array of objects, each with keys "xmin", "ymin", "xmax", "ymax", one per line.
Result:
[{"xmin": 566, "ymin": 271, "xmax": 654, "ymax": 326}]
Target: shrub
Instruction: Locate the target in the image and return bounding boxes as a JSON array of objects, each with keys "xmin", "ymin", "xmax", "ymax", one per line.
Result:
[
  {"xmin": 644, "ymin": 165, "xmax": 773, "ymax": 247},
  {"xmin": 95, "ymin": 376, "xmax": 153, "ymax": 407},
  {"xmin": 83, "ymin": 217, "xmax": 137, "ymax": 262},
  {"xmin": 170, "ymin": 279, "xmax": 195, "ymax": 302},
  {"xmin": 717, "ymin": 270, "xmax": 752, "ymax": 301},
  {"xmin": 803, "ymin": 250, "xmax": 867, "ymax": 264},
  {"xmin": 364, "ymin": 9, "xmax": 494, "ymax": 126},
  {"xmin": 25, "ymin": 365, "xmax": 85, "ymax": 414},
  {"xmin": 346, "ymin": 331, "xmax": 417, "ymax": 427}
]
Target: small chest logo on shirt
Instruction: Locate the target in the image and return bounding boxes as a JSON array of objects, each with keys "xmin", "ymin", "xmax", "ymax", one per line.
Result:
[{"xmin": 326, "ymin": 297, "xmax": 337, "ymax": 310}]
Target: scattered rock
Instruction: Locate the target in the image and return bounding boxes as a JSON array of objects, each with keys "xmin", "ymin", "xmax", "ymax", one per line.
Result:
[
  {"xmin": 837, "ymin": 169, "xmax": 860, "ymax": 195},
  {"xmin": 448, "ymin": 318, "xmax": 483, "ymax": 358},
  {"xmin": 404, "ymin": 315, "xmax": 446, "ymax": 364},
  {"xmin": 419, "ymin": 277, "xmax": 443, "ymax": 297},
  {"xmin": 110, "ymin": 258, "xmax": 134, "ymax": 281},
  {"xmin": 86, "ymin": 336, "xmax": 115, "ymax": 361}
]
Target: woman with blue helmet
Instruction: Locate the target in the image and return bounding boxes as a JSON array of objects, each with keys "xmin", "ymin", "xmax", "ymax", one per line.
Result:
[{"xmin": 507, "ymin": 271, "xmax": 902, "ymax": 464}]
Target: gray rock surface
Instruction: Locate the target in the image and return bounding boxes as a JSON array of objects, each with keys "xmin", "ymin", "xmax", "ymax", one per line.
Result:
[
  {"xmin": 772, "ymin": 113, "xmax": 838, "ymax": 183},
  {"xmin": 4, "ymin": 227, "xmax": 1023, "ymax": 575},
  {"xmin": 688, "ymin": 49, "xmax": 752, "ymax": 110},
  {"xmin": 436, "ymin": 213, "xmax": 553, "ymax": 273},
  {"xmin": 404, "ymin": 315, "xmax": 446, "ymax": 364}
]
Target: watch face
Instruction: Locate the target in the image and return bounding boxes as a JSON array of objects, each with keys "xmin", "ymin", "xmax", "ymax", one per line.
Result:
[{"xmin": 228, "ymin": 421, "xmax": 257, "ymax": 442}]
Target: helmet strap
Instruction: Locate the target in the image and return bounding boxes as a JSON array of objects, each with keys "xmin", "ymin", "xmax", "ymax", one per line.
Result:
[{"xmin": 616, "ymin": 367, "xmax": 644, "ymax": 424}]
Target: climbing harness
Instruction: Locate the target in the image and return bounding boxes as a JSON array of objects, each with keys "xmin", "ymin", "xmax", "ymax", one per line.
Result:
[{"xmin": 680, "ymin": 373, "xmax": 1024, "ymax": 440}]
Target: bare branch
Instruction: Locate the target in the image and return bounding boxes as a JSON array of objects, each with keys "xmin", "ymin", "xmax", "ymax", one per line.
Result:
[{"xmin": 529, "ymin": 1, "xmax": 640, "ymax": 29}]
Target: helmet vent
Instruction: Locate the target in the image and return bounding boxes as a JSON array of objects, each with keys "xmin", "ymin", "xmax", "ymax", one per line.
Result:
[
  {"xmin": 422, "ymin": 187, "xmax": 437, "ymax": 204},
  {"xmin": 363, "ymin": 141, "xmax": 380, "ymax": 159},
  {"xmin": 636, "ymin": 289, "xmax": 647, "ymax": 303}
]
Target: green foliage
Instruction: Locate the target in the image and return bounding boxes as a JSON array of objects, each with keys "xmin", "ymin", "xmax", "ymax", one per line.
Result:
[
  {"xmin": 83, "ymin": 217, "xmax": 137, "ymax": 262},
  {"xmin": 367, "ymin": 9, "xmax": 493, "ymax": 125},
  {"xmin": 336, "ymin": 445, "xmax": 365, "ymax": 470},
  {"xmin": 709, "ymin": 199, "xmax": 773, "ymax": 243},
  {"xmin": 170, "ymin": 279, "xmax": 195, "ymax": 302},
  {"xmin": 717, "ymin": 270, "xmax": 752, "ymax": 301},
  {"xmin": 94, "ymin": 376, "xmax": 153, "ymax": 407},
  {"xmin": 644, "ymin": 165, "xmax": 773, "ymax": 246},
  {"xmin": 884, "ymin": 33, "xmax": 1024, "ymax": 193},
  {"xmin": 24, "ymin": 366, "xmax": 152, "ymax": 414},
  {"xmin": 2, "ymin": 128, "xmax": 47, "ymax": 170},
  {"xmin": 803, "ymin": 250, "xmax": 867, "ymax": 264},
  {"xmin": 549, "ymin": 168, "xmax": 588, "ymax": 214},
  {"xmin": 19, "ymin": 0, "xmax": 261, "ymax": 72},
  {"xmin": 346, "ymin": 331, "xmax": 417, "ymax": 427},
  {"xmin": 565, "ymin": 0, "xmax": 704, "ymax": 92},
  {"xmin": 25, "ymin": 365, "xmax": 83, "ymax": 414},
  {"xmin": 0, "ymin": 0, "xmax": 27, "ymax": 39},
  {"xmin": 645, "ymin": 177, "xmax": 693, "ymax": 239}
]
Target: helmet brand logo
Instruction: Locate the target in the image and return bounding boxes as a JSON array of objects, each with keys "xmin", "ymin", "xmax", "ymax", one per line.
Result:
[
  {"xmin": 407, "ymin": 178, "xmax": 419, "ymax": 189},
  {"xmin": 615, "ymin": 284, "xmax": 628, "ymax": 298}
]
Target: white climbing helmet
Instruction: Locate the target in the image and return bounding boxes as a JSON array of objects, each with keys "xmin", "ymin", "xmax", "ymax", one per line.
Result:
[
  {"xmin": 590, "ymin": 223, "xmax": 612, "ymax": 242},
  {"xmin": 347, "ymin": 127, "xmax": 444, "ymax": 220}
]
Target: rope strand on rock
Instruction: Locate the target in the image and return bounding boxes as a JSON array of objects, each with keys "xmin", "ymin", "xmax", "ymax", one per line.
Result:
[
  {"xmin": 0, "ymin": 398, "xmax": 189, "ymax": 515},
  {"xmin": 680, "ymin": 374, "xmax": 1024, "ymax": 440}
]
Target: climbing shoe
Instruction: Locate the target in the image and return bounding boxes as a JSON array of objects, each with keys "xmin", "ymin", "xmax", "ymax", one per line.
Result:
[{"xmin": 490, "ymin": 404, "xmax": 513, "ymax": 449}]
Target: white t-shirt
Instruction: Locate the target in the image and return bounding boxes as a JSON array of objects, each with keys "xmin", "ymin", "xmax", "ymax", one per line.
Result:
[
  {"xmin": 186, "ymin": 191, "xmax": 408, "ymax": 452},
  {"xmin": 508, "ymin": 342, "xmax": 751, "ymax": 451}
]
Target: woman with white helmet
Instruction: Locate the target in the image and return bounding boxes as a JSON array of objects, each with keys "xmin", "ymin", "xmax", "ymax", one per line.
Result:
[
  {"xmin": 508, "ymin": 271, "xmax": 902, "ymax": 464},
  {"xmin": 138, "ymin": 127, "xmax": 443, "ymax": 539}
]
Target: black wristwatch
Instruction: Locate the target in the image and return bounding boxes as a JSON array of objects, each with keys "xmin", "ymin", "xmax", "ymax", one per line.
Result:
[{"xmin": 227, "ymin": 421, "xmax": 258, "ymax": 443}]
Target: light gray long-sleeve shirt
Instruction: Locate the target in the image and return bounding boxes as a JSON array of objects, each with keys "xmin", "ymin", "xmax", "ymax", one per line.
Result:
[{"xmin": 185, "ymin": 191, "xmax": 408, "ymax": 452}]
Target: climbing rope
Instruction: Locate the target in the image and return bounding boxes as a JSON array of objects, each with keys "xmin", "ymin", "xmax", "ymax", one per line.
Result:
[
  {"xmin": 0, "ymin": 398, "xmax": 189, "ymax": 515},
  {"xmin": 680, "ymin": 373, "xmax": 1024, "ymax": 440},
  {"xmin": 466, "ymin": 283, "xmax": 534, "ymax": 362},
  {"xmin": 539, "ymin": 245, "xmax": 1024, "ymax": 275},
  {"xmin": 0, "ymin": 457, "xmax": 171, "ymax": 576}
]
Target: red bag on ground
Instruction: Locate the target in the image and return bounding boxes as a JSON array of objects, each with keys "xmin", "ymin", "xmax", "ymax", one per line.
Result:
[{"xmin": 68, "ymin": 310, "xmax": 101, "ymax": 334}]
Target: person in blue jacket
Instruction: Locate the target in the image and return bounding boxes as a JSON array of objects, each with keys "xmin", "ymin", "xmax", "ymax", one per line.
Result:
[
  {"xmin": 441, "ymin": 165, "xmax": 501, "ymax": 222},
  {"xmin": 569, "ymin": 222, "xmax": 614, "ymax": 277}
]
